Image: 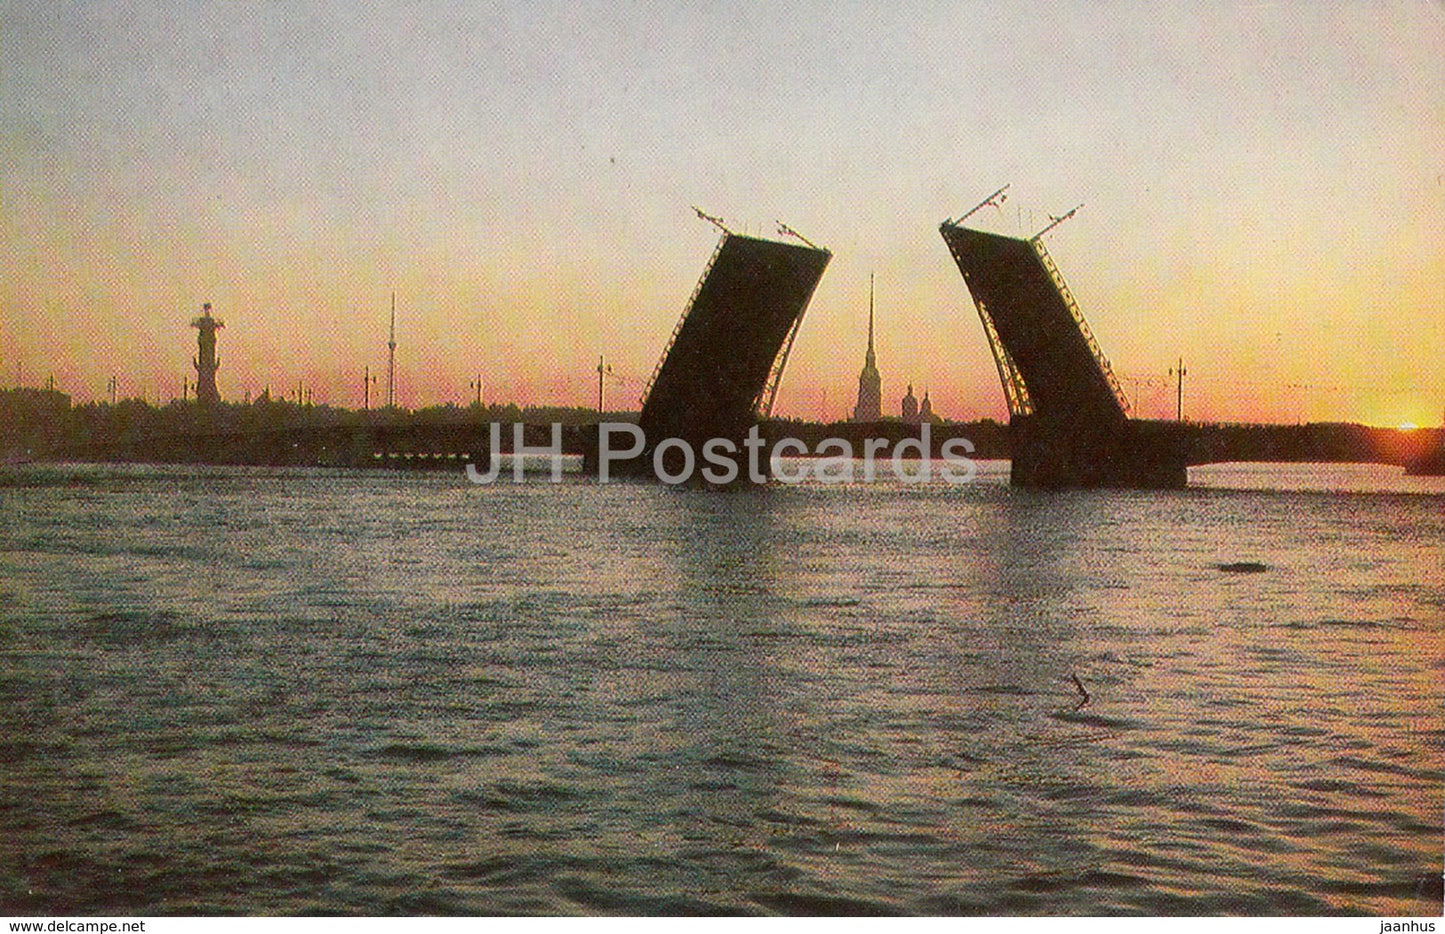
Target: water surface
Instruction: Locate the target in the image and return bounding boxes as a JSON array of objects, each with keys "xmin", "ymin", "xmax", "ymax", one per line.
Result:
[{"xmin": 1, "ymin": 462, "xmax": 1441, "ymax": 915}]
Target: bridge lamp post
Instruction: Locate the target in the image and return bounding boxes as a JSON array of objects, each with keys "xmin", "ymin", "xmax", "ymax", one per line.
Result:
[
  {"xmin": 1169, "ymin": 358, "xmax": 1188, "ymax": 422},
  {"xmin": 597, "ymin": 356, "xmax": 614, "ymax": 415},
  {"xmin": 363, "ymin": 366, "xmax": 377, "ymax": 411}
]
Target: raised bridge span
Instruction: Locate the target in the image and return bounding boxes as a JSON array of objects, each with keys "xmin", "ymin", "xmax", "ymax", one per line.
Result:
[
  {"xmin": 586, "ymin": 222, "xmax": 831, "ymax": 477},
  {"xmin": 33, "ymin": 204, "xmax": 1438, "ymax": 480},
  {"xmin": 941, "ymin": 208, "xmax": 1190, "ymax": 488}
]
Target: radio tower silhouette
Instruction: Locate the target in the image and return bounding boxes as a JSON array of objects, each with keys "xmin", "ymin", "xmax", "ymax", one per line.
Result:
[{"xmin": 386, "ymin": 292, "xmax": 396, "ymax": 409}]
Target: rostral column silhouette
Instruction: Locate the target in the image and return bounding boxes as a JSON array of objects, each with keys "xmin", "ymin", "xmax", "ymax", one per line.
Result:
[{"xmin": 191, "ymin": 302, "xmax": 224, "ymax": 406}]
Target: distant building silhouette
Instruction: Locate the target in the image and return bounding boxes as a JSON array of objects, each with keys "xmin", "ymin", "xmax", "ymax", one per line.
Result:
[
  {"xmin": 918, "ymin": 390, "xmax": 938, "ymax": 424},
  {"xmin": 190, "ymin": 303, "xmax": 223, "ymax": 406},
  {"xmin": 852, "ymin": 275, "xmax": 882, "ymax": 422},
  {"xmin": 901, "ymin": 383, "xmax": 919, "ymax": 422}
]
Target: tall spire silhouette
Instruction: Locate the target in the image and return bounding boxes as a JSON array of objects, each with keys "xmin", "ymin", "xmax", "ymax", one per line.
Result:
[
  {"xmin": 852, "ymin": 273, "xmax": 882, "ymax": 422},
  {"xmin": 866, "ymin": 273, "xmax": 876, "ymax": 366},
  {"xmin": 386, "ymin": 292, "xmax": 396, "ymax": 409}
]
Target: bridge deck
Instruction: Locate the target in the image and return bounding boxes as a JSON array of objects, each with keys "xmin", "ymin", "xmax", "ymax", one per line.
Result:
[
  {"xmin": 638, "ymin": 233, "xmax": 830, "ymax": 455},
  {"xmin": 941, "ymin": 224, "xmax": 1126, "ymax": 430},
  {"xmin": 941, "ymin": 221, "xmax": 1186, "ymax": 487}
]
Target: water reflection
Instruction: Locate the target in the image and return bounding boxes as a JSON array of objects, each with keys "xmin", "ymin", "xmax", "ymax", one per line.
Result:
[
  {"xmin": 955, "ymin": 489, "xmax": 1118, "ymax": 704},
  {"xmin": 655, "ymin": 490, "xmax": 795, "ymax": 900},
  {"xmin": 0, "ymin": 467, "xmax": 1439, "ymax": 914}
]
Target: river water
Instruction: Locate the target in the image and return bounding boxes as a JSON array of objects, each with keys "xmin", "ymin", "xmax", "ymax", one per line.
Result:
[{"xmin": 1, "ymin": 461, "xmax": 1441, "ymax": 915}]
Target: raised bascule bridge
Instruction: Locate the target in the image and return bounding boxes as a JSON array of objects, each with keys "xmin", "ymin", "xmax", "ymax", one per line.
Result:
[
  {"xmin": 46, "ymin": 202, "xmax": 1430, "ymax": 477},
  {"xmin": 594, "ymin": 210, "xmax": 831, "ymax": 477},
  {"xmin": 940, "ymin": 188, "xmax": 1189, "ymax": 488}
]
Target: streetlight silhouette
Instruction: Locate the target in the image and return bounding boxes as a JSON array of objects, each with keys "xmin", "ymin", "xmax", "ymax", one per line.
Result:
[
  {"xmin": 362, "ymin": 366, "xmax": 378, "ymax": 410},
  {"xmin": 1168, "ymin": 358, "xmax": 1188, "ymax": 422},
  {"xmin": 596, "ymin": 356, "xmax": 612, "ymax": 414}
]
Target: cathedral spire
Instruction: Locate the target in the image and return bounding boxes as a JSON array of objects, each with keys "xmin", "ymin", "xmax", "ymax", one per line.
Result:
[
  {"xmin": 852, "ymin": 273, "xmax": 882, "ymax": 422},
  {"xmin": 866, "ymin": 272, "xmax": 876, "ymax": 366}
]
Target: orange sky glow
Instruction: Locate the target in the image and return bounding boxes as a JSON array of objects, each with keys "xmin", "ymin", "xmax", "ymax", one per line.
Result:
[{"xmin": 2, "ymin": 2, "xmax": 1442, "ymax": 427}]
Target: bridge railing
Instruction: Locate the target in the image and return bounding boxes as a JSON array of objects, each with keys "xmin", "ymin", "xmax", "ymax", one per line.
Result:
[
  {"xmin": 976, "ymin": 297, "xmax": 1033, "ymax": 418},
  {"xmin": 941, "ymin": 226, "xmax": 1034, "ymax": 419},
  {"xmin": 758, "ymin": 300, "xmax": 807, "ymax": 419},
  {"xmin": 639, "ymin": 233, "xmax": 727, "ymax": 409},
  {"xmin": 1032, "ymin": 238, "xmax": 1133, "ymax": 417}
]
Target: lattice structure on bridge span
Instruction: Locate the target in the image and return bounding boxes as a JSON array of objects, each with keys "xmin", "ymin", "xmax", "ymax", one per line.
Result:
[
  {"xmin": 940, "ymin": 222, "xmax": 1131, "ymax": 426},
  {"xmin": 638, "ymin": 231, "xmax": 831, "ymax": 455}
]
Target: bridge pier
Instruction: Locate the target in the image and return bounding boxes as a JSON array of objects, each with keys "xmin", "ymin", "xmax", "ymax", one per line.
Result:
[{"xmin": 1010, "ymin": 416, "xmax": 1188, "ymax": 489}]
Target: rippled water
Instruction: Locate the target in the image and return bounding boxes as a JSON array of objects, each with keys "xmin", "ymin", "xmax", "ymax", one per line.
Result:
[{"xmin": 1, "ymin": 462, "xmax": 1441, "ymax": 915}]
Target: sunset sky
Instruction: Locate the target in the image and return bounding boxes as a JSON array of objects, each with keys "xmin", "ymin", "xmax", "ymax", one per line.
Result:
[{"xmin": 3, "ymin": 1, "xmax": 1442, "ymax": 426}]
